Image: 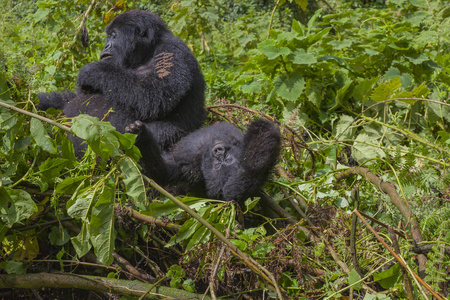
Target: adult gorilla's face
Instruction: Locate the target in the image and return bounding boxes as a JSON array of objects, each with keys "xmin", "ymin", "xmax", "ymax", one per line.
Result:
[
  {"xmin": 100, "ymin": 26, "xmax": 147, "ymax": 68},
  {"xmin": 99, "ymin": 10, "xmax": 168, "ymax": 69}
]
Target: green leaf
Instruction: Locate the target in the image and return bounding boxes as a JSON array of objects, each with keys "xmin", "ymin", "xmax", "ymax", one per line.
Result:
[
  {"xmin": 38, "ymin": 158, "xmax": 68, "ymax": 189},
  {"xmin": 428, "ymin": 101, "xmax": 450, "ymax": 122},
  {"xmin": 405, "ymin": 54, "xmax": 428, "ymax": 65},
  {"xmin": 409, "ymin": 0, "xmax": 427, "ymax": 8},
  {"xmin": 71, "ymin": 115, "xmax": 120, "ymax": 159},
  {"xmin": 373, "ymin": 263, "xmax": 401, "ymax": 289},
  {"xmin": 49, "ymin": 227, "xmax": 70, "ymax": 246},
  {"xmin": 119, "ymin": 156, "xmax": 147, "ymax": 210},
  {"xmin": 0, "ymin": 74, "xmax": 11, "ymax": 101},
  {"xmin": 352, "ymin": 133, "xmax": 386, "ymax": 164},
  {"xmin": 55, "ymin": 175, "xmax": 89, "ymax": 195},
  {"xmin": 90, "ymin": 183, "xmax": 116, "ymax": 266},
  {"xmin": 371, "ymin": 78, "xmax": 402, "ymax": 102},
  {"xmin": 71, "ymin": 226, "xmax": 91, "ymax": 258},
  {"xmin": 166, "ymin": 218, "xmax": 198, "ymax": 247},
  {"xmin": 185, "ymin": 223, "xmax": 210, "ymax": 251},
  {"xmin": 30, "ymin": 118, "xmax": 57, "ymax": 154},
  {"xmin": 274, "ymin": 72, "xmax": 305, "ymax": 102},
  {"xmin": 294, "ymin": 0, "xmax": 308, "ymax": 11},
  {"xmin": 291, "ymin": 19, "xmax": 305, "ymax": 36},
  {"xmin": 182, "ymin": 279, "xmax": 195, "ymax": 293},
  {"xmin": 67, "ymin": 190, "xmax": 95, "ymax": 220},
  {"xmin": 290, "ymin": 49, "xmax": 317, "ymax": 65},
  {"xmin": 330, "ymin": 75, "xmax": 353, "ymax": 112},
  {"xmin": 348, "ymin": 269, "xmax": 362, "ymax": 291},
  {"xmin": 241, "ymin": 80, "xmax": 262, "ymax": 94},
  {"xmin": 33, "ymin": 8, "xmax": 51, "ymax": 23},
  {"xmin": 145, "ymin": 197, "xmax": 205, "ymax": 217},
  {"xmin": 383, "ymin": 67, "xmax": 400, "ymax": 80},
  {"xmin": 0, "ymin": 260, "xmax": 26, "ymax": 274},
  {"xmin": 252, "ymin": 242, "xmax": 275, "ymax": 258},
  {"xmin": 258, "ymin": 40, "xmax": 291, "ymax": 60},
  {"xmin": 335, "ymin": 115, "xmax": 355, "ymax": 140},
  {"xmin": 306, "ymin": 8, "xmax": 322, "ymax": 34},
  {"xmin": 230, "ymin": 239, "xmax": 248, "ymax": 251},
  {"xmin": 353, "ymin": 77, "xmax": 379, "ymax": 103},
  {"xmin": 0, "ymin": 187, "xmax": 37, "ymax": 227},
  {"xmin": 114, "ymin": 132, "xmax": 136, "ymax": 150}
]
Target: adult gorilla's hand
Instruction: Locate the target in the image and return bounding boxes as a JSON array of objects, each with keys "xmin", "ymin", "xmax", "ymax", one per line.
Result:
[{"xmin": 76, "ymin": 62, "xmax": 105, "ymax": 93}]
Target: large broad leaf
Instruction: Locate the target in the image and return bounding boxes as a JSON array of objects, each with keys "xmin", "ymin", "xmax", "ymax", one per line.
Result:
[
  {"xmin": 329, "ymin": 74, "xmax": 353, "ymax": 112},
  {"xmin": 67, "ymin": 190, "xmax": 95, "ymax": 220},
  {"xmin": 55, "ymin": 175, "xmax": 89, "ymax": 195},
  {"xmin": 371, "ymin": 78, "xmax": 402, "ymax": 102},
  {"xmin": 348, "ymin": 269, "xmax": 362, "ymax": 291},
  {"xmin": 295, "ymin": 0, "xmax": 308, "ymax": 11},
  {"xmin": 352, "ymin": 133, "xmax": 385, "ymax": 164},
  {"xmin": 119, "ymin": 156, "xmax": 147, "ymax": 210},
  {"xmin": 334, "ymin": 115, "xmax": 355, "ymax": 140},
  {"xmin": 0, "ymin": 187, "xmax": 38, "ymax": 227},
  {"xmin": 38, "ymin": 158, "xmax": 68, "ymax": 189},
  {"xmin": 71, "ymin": 226, "xmax": 92, "ymax": 258},
  {"xmin": 373, "ymin": 263, "xmax": 401, "ymax": 289},
  {"xmin": 428, "ymin": 101, "xmax": 450, "ymax": 123},
  {"xmin": 258, "ymin": 39, "xmax": 291, "ymax": 60},
  {"xmin": 166, "ymin": 218, "xmax": 198, "ymax": 247},
  {"xmin": 30, "ymin": 118, "xmax": 57, "ymax": 154},
  {"xmin": 289, "ymin": 49, "xmax": 317, "ymax": 65},
  {"xmin": 71, "ymin": 115, "xmax": 120, "ymax": 159},
  {"xmin": 274, "ymin": 72, "xmax": 306, "ymax": 102},
  {"xmin": 353, "ymin": 77, "xmax": 379, "ymax": 103},
  {"xmin": 90, "ymin": 182, "xmax": 116, "ymax": 266}
]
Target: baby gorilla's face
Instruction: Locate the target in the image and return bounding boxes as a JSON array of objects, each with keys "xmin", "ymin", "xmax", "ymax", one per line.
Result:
[
  {"xmin": 201, "ymin": 139, "xmax": 243, "ymax": 200},
  {"xmin": 211, "ymin": 141, "xmax": 237, "ymax": 170}
]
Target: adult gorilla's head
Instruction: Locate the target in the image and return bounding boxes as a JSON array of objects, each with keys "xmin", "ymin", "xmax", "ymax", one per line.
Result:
[{"xmin": 100, "ymin": 10, "xmax": 169, "ymax": 68}]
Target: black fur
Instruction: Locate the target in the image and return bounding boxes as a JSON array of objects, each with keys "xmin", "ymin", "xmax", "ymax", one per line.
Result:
[
  {"xmin": 38, "ymin": 10, "xmax": 206, "ymax": 154},
  {"xmin": 128, "ymin": 118, "xmax": 281, "ymax": 202}
]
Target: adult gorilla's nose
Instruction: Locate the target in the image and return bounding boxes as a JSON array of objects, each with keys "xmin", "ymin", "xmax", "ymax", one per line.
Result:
[{"xmin": 100, "ymin": 43, "xmax": 112, "ymax": 60}]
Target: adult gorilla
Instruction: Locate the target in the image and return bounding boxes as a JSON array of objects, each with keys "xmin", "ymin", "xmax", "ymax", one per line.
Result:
[{"xmin": 38, "ymin": 10, "xmax": 206, "ymax": 159}]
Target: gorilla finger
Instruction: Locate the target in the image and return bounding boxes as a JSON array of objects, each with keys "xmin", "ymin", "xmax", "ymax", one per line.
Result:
[{"xmin": 125, "ymin": 120, "xmax": 144, "ymax": 133}]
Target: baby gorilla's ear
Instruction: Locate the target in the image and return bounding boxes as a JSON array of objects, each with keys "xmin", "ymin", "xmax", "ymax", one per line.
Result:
[{"xmin": 242, "ymin": 118, "xmax": 281, "ymax": 174}]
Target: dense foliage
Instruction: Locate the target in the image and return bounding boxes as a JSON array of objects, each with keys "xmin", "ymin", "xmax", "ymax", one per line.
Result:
[{"xmin": 0, "ymin": 0, "xmax": 449, "ymax": 299}]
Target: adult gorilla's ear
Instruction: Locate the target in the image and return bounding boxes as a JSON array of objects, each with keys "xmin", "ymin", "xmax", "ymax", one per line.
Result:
[{"xmin": 135, "ymin": 26, "xmax": 147, "ymax": 37}]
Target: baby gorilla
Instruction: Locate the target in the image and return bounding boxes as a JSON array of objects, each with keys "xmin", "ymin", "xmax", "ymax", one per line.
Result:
[{"xmin": 128, "ymin": 118, "xmax": 281, "ymax": 202}]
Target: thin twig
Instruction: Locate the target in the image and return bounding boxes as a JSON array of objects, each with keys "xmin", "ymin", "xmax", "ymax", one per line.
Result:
[
  {"xmin": 267, "ymin": 0, "xmax": 281, "ymax": 39},
  {"xmin": 350, "ymin": 188, "xmax": 362, "ymax": 276},
  {"xmin": 0, "ymin": 100, "xmax": 71, "ymax": 132},
  {"xmin": 388, "ymin": 226, "xmax": 414, "ymax": 300}
]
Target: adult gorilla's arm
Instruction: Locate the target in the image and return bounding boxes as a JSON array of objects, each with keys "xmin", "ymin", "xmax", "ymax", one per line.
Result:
[
  {"xmin": 37, "ymin": 90, "xmax": 76, "ymax": 111},
  {"xmin": 76, "ymin": 39, "xmax": 200, "ymax": 122}
]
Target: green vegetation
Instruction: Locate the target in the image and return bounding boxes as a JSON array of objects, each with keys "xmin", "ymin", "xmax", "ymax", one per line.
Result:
[{"xmin": 1, "ymin": 0, "xmax": 449, "ymax": 298}]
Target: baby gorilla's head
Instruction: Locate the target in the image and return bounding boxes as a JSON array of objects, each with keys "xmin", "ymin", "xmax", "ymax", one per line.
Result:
[{"xmin": 202, "ymin": 139, "xmax": 244, "ymax": 200}]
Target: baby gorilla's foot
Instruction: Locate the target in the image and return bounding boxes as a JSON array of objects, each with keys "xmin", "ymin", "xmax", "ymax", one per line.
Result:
[{"xmin": 125, "ymin": 120, "xmax": 144, "ymax": 134}]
